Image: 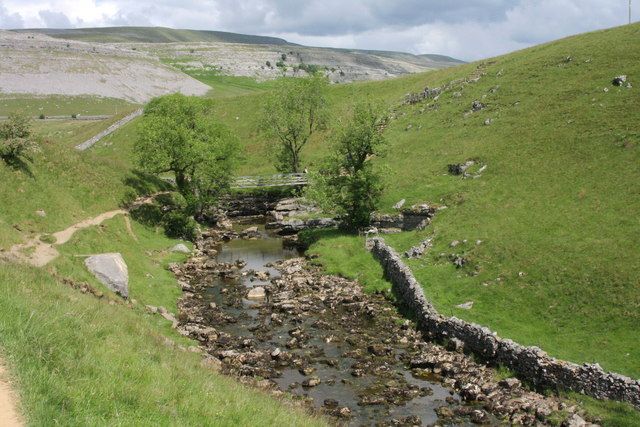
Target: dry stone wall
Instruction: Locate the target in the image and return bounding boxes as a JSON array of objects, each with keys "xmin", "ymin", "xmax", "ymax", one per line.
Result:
[{"xmin": 367, "ymin": 237, "xmax": 640, "ymax": 409}]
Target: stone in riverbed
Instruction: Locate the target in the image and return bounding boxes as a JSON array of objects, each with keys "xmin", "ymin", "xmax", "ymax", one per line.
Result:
[
  {"xmin": 84, "ymin": 253, "xmax": 129, "ymax": 298},
  {"xmin": 254, "ymin": 271, "xmax": 270, "ymax": 281},
  {"xmin": 247, "ymin": 286, "xmax": 266, "ymax": 300},
  {"xmin": 302, "ymin": 376, "xmax": 321, "ymax": 387}
]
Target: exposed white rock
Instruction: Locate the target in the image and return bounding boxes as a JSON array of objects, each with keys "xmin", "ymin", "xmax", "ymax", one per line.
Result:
[{"xmin": 84, "ymin": 253, "xmax": 129, "ymax": 298}]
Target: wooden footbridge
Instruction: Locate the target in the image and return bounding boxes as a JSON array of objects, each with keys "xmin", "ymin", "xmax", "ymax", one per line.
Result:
[{"xmin": 232, "ymin": 173, "xmax": 309, "ymax": 189}]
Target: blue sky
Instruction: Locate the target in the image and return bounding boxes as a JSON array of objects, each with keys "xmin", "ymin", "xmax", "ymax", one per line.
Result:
[{"xmin": 0, "ymin": 0, "xmax": 636, "ymax": 60}]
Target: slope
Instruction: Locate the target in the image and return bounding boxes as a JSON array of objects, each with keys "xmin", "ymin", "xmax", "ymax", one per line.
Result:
[
  {"xmin": 213, "ymin": 23, "xmax": 640, "ymax": 381},
  {"xmin": 17, "ymin": 26, "xmax": 292, "ymax": 45}
]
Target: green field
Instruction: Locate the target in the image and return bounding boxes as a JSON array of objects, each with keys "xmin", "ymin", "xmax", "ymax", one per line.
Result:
[
  {"xmin": 212, "ymin": 23, "xmax": 640, "ymax": 382},
  {"xmin": 0, "ymin": 95, "xmax": 136, "ymax": 117},
  {"xmin": 183, "ymin": 69, "xmax": 279, "ymax": 98}
]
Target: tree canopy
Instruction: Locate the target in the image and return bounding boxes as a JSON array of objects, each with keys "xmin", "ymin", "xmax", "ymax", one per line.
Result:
[
  {"xmin": 135, "ymin": 94, "xmax": 240, "ymax": 214},
  {"xmin": 261, "ymin": 75, "xmax": 329, "ymax": 173},
  {"xmin": 308, "ymin": 102, "xmax": 388, "ymax": 230}
]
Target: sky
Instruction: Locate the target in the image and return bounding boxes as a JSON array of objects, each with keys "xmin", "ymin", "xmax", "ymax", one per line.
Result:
[{"xmin": 0, "ymin": 0, "xmax": 636, "ymax": 60}]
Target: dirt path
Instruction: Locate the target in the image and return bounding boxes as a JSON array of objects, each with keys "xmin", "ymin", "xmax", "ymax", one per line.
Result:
[
  {"xmin": 2, "ymin": 194, "xmax": 161, "ymax": 267},
  {"xmin": 0, "ymin": 361, "xmax": 23, "ymax": 427},
  {"xmin": 4, "ymin": 209, "xmax": 127, "ymax": 267}
]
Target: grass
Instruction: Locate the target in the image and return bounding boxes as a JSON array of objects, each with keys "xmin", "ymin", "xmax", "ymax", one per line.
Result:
[
  {"xmin": 214, "ymin": 23, "xmax": 640, "ymax": 384},
  {"xmin": 0, "ymin": 117, "xmax": 166, "ymax": 248},
  {"xmin": 0, "ymin": 263, "xmax": 324, "ymax": 426},
  {"xmin": 163, "ymin": 63, "xmax": 280, "ymax": 99},
  {"xmin": 53, "ymin": 215, "xmax": 188, "ymax": 312},
  {"xmin": 0, "ymin": 95, "xmax": 135, "ymax": 117}
]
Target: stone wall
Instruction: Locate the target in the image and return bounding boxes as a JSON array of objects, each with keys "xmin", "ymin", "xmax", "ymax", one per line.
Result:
[
  {"xmin": 75, "ymin": 108, "xmax": 143, "ymax": 151},
  {"xmin": 367, "ymin": 237, "xmax": 640, "ymax": 409}
]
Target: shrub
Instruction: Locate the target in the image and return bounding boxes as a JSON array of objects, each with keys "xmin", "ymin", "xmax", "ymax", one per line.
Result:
[
  {"xmin": 266, "ymin": 60, "xmax": 271, "ymax": 67},
  {"xmin": 71, "ymin": 113, "xmax": 78, "ymax": 119},
  {"xmin": 39, "ymin": 113, "xmax": 45, "ymax": 120},
  {"xmin": 163, "ymin": 211, "xmax": 198, "ymax": 241},
  {"xmin": 0, "ymin": 112, "xmax": 39, "ymax": 164},
  {"xmin": 281, "ymin": 53, "xmax": 287, "ymax": 61}
]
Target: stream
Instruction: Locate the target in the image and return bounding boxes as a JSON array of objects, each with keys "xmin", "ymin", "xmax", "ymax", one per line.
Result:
[{"xmin": 173, "ymin": 219, "xmax": 580, "ymax": 426}]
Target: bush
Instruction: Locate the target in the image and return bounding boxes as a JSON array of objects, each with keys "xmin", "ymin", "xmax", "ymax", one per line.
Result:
[
  {"xmin": 0, "ymin": 112, "xmax": 39, "ymax": 164},
  {"xmin": 281, "ymin": 53, "xmax": 287, "ymax": 61},
  {"xmin": 266, "ymin": 60, "xmax": 271, "ymax": 67},
  {"xmin": 38, "ymin": 114, "xmax": 45, "ymax": 120},
  {"xmin": 71, "ymin": 113, "xmax": 78, "ymax": 119},
  {"xmin": 163, "ymin": 211, "xmax": 198, "ymax": 241}
]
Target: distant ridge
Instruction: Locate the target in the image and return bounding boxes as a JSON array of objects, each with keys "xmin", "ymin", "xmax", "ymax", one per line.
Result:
[
  {"xmin": 13, "ymin": 26, "xmax": 293, "ymax": 45},
  {"xmin": 11, "ymin": 26, "xmax": 463, "ymax": 64}
]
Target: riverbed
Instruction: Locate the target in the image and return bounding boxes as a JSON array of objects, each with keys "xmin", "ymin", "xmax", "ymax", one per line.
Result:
[{"xmin": 173, "ymin": 221, "xmax": 585, "ymax": 426}]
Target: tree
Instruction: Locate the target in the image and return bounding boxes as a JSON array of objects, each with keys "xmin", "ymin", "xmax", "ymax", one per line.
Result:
[
  {"xmin": 134, "ymin": 94, "xmax": 240, "ymax": 216},
  {"xmin": 0, "ymin": 112, "xmax": 39, "ymax": 165},
  {"xmin": 261, "ymin": 75, "xmax": 329, "ymax": 173},
  {"xmin": 307, "ymin": 102, "xmax": 388, "ymax": 230}
]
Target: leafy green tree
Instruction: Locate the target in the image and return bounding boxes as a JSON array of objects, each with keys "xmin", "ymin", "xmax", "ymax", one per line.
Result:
[
  {"xmin": 135, "ymin": 94, "xmax": 240, "ymax": 216},
  {"xmin": 0, "ymin": 112, "xmax": 39, "ymax": 165},
  {"xmin": 261, "ymin": 75, "xmax": 329, "ymax": 173},
  {"xmin": 308, "ymin": 102, "xmax": 388, "ymax": 230}
]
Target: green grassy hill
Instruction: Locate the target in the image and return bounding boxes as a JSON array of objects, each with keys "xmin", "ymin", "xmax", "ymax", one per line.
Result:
[{"xmin": 212, "ymin": 23, "xmax": 640, "ymax": 382}]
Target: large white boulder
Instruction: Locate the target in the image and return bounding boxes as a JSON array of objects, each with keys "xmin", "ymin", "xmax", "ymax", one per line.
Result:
[{"xmin": 84, "ymin": 253, "xmax": 129, "ymax": 298}]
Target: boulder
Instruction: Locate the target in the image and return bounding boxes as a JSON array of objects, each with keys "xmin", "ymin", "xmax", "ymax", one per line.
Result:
[
  {"xmin": 35, "ymin": 209, "xmax": 46, "ymax": 218},
  {"xmin": 612, "ymin": 75, "xmax": 627, "ymax": 86},
  {"xmin": 456, "ymin": 301, "xmax": 474, "ymax": 310},
  {"xmin": 471, "ymin": 100, "xmax": 485, "ymax": 111},
  {"xmin": 170, "ymin": 243, "xmax": 191, "ymax": 254},
  {"xmin": 393, "ymin": 199, "xmax": 406, "ymax": 210},
  {"xmin": 84, "ymin": 253, "xmax": 129, "ymax": 298},
  {"xmin": 247, "ymin": 287, "xmax": 266, "ymax": 300}
]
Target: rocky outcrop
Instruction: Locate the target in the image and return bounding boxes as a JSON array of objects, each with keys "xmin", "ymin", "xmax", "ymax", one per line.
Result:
[
  {"xmin": 266, "ymin": 217, "xmax": 338, "ymax": 235},
  {"xmin": 367, "ymin": 237, "xmax": 640, "ymax": 410},
  {"xmin": 217, "ymin": 194, "xmax": 280, "ymax": 217},
  {"xmin": 370, "ymin": 204, "xmax": 436, "ymax": 232},
  {"xmin": 84, "ymin": 253, "xmax": 129, "ymax": 299},
  {"xmin": 270, "ymin": 197, "xmax": 319, "ymax": 221}
]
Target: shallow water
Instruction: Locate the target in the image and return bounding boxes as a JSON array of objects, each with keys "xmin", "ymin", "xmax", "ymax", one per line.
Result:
[{"xmin": 204, "ymin": 226, "xmax": 473, "ymax": 426}]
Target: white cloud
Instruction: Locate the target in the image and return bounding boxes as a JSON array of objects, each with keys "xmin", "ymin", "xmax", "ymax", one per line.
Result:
[{"xmin": 0, "ymin": 0, "xmax": 636, "ymax": 60}]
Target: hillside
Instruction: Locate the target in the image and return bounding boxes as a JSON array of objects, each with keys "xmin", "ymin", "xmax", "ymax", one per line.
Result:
[
  {"xmin": 9, "ymin": 27, "xmax": 463, "ymax": 85},
  {"xmin": 17, "ymin": 26, "xmax": 293, "ymax": 45},
  {"xmin": 211, "ymin": 23, "xmax": 640, "ymax": 381},
  {"xmin": 0, "ymin": 30, "xmax": 209, "ymax": 103}
]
